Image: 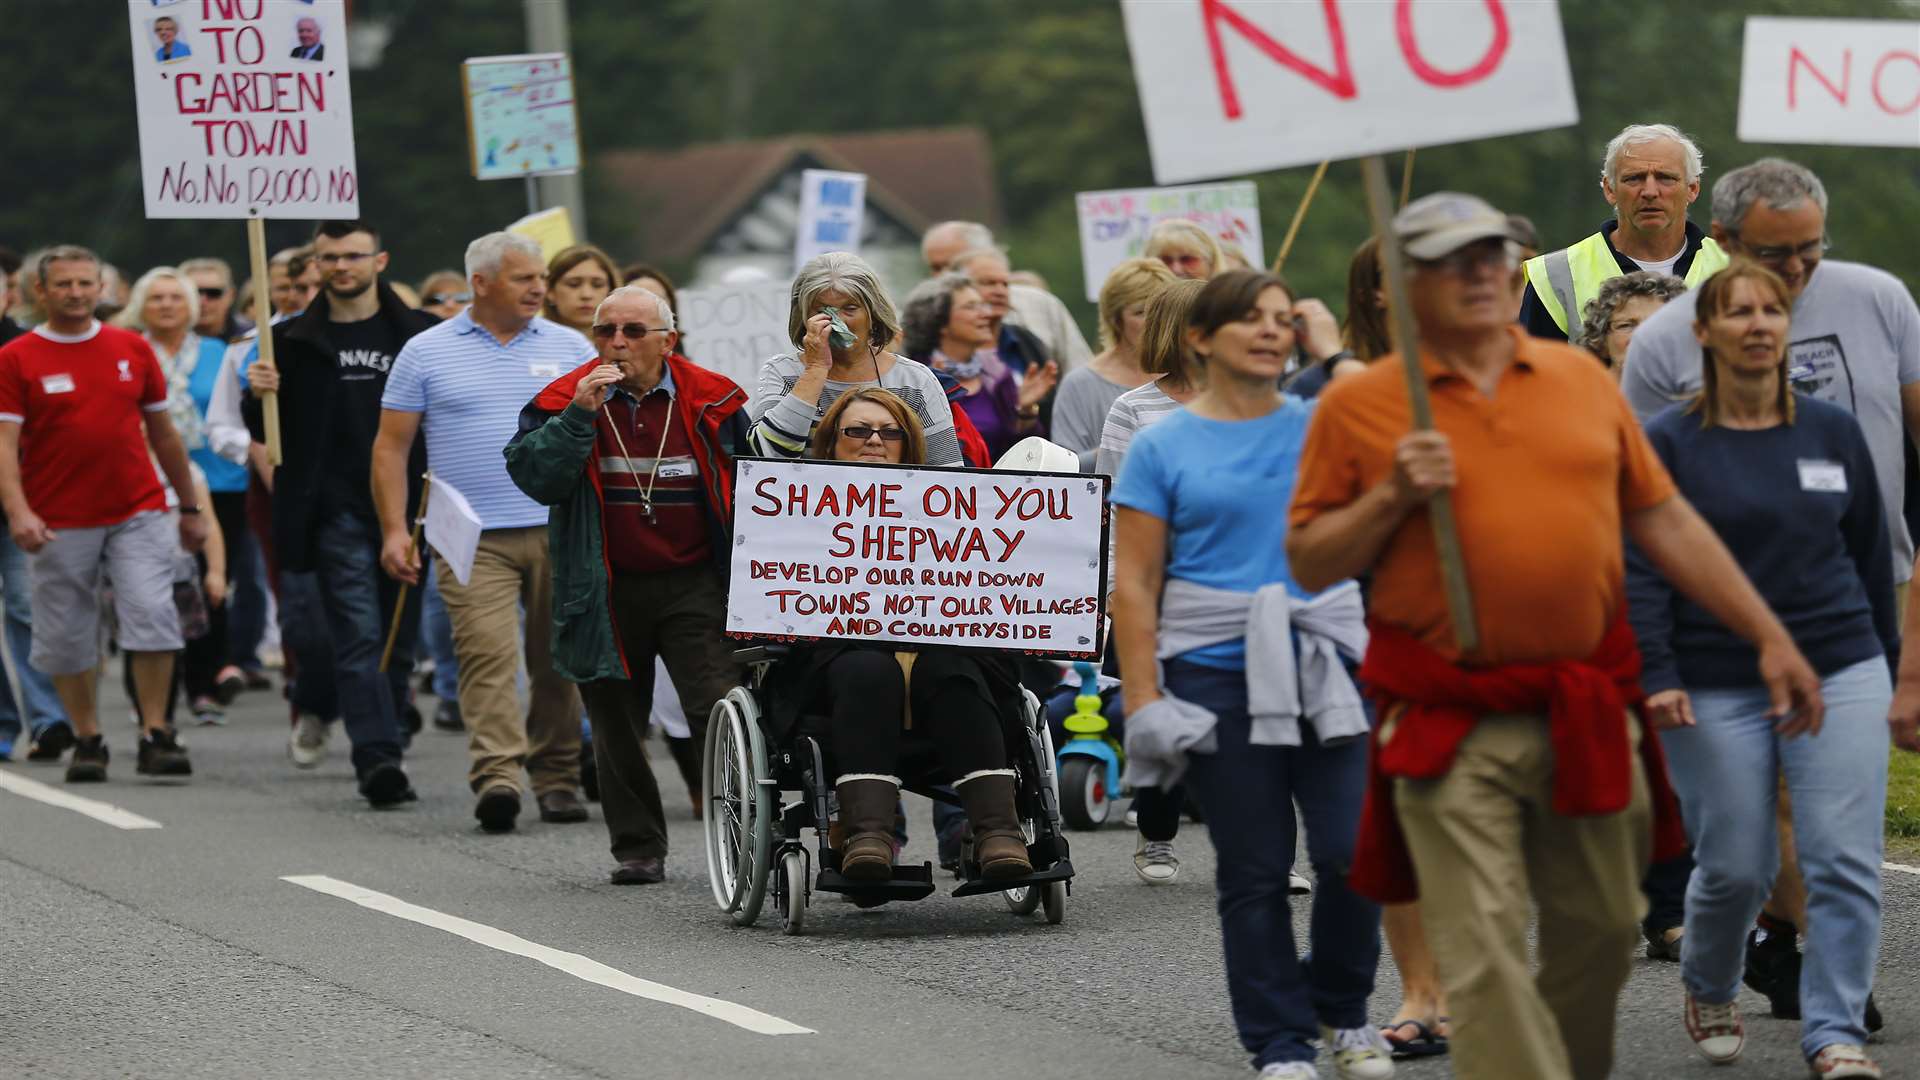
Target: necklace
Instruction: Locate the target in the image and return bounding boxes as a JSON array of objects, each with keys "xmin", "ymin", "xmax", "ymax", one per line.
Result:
[{"xmin": 601, "ymin": 390, "xmax": 674, "ymax": 525}]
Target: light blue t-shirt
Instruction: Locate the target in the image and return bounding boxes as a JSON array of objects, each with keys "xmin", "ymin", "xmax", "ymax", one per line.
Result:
[
  {"xmin": 382, "ymin": 310, "xmax": 596, "ymax": 530},
  {"xmin": 1111, "ymin": 399, "xmax": 1315, "ymax": 669}
]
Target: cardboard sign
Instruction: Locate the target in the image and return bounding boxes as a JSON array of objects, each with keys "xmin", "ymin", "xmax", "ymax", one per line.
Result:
[
  {"xmin": 728, "ymin": 458, "xmax": 1108, "ymax": 659},
  {"xmin": 677, "ymin": 279, "xmax": 791, "ymax": 401},
  {"xmin": 507, "ymin": 206, "xmax": 576, "ymax": 262},
  {"xmin": 1737, "ymin": 17, "xmax": 1920, "ymax": 148},
  {"xmin": 1076, "ymin": 182, "xmax": 1263, "ymax": 300},
  {"xmin": 1121, "ymin": 0, "xmax": 1579, "ymax": 184},
  {"xmin": 462, "ymin": 52, "xmax": 584, "ymax": 180},
  {"xmin": 127, "ymin": 0, "xmax": 359, "ymax": 218},
  {"xmin": 794, "ymin": 169, "xmax": 866, "ymax": 271}
]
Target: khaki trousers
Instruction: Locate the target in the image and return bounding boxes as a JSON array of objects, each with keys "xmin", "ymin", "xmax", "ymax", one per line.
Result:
[
  {"xmin": 435, "ymin": 527, "xmax": 581, "ymax": 797},
  {"xmin": 1393, "ymin": 713, "xmax": 1651, "ymax": 1080}
]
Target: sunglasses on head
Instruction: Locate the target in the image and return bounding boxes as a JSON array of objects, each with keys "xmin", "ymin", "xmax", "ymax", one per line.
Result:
[
  {"xmin": 841, "ymin": 425, "xmax": 905, "ymax": 442},
  {"xmin": 590, "ymin": 323, "xmax": 665, "ymax": 340}
]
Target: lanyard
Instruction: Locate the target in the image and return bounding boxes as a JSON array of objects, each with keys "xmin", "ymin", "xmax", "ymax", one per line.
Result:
[{"xmin": 601, "ymin": 393, "xmax": 674, "ymax": 525}]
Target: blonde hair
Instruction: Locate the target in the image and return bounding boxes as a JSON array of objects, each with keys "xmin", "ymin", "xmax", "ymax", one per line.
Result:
[
  {"xmin": 810, "ymin": 388, "xmax": 926, "ymax": 465},
  {"xmin": 113, "ymin": 266, "xmax": 201, "ymax": 332},
  {"xmin": 1142, "ymin": 220, "xmax": 1224, "ymax": 278},
  {"xmin": 1097, "ymin": 258, "xmax": 1175, "ymax": 351},
  {"xmin": 1137, "ymin": 278, "xmax": 1206, "ymax": 384}
]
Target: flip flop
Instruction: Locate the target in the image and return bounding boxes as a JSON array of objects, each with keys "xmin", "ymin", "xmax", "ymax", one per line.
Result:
[{"xmin": 1381, "ymin": 1019, "xmax": 1449, "ymax": 1059}]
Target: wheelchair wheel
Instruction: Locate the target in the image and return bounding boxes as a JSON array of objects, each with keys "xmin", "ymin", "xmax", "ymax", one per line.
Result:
[
  {"xmin": 778, "ymin": 849, "xmax": 807, "ymax": 936},
  {"xmin": 1041, "ymin": 879, "xmax": 1067, "ymax": 925},
  {"xmin": 704, "ymin": 689, "xmax": 774, "ymax": 927},
  {"xmin": 1059, "ymin": 757, "xmax": 1110, "ymax": 830}
]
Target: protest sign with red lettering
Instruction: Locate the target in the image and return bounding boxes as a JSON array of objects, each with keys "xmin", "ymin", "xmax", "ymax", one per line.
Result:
[
  {"xmin": 127, "ymin": 0, "xmax": 358, "ymax": 218},
  {"xmin": 1737, "ymin": 17, "xmax": 1920, "ymax": 149},
  {"xmin": 1075, "ymin": 182, "xmax": 1263, "ymax": 301},
  {"xmin": 1121, "ymin": 0, "xmax": 1578, "ymax": 184},
  {"xmin": 727, "ymin": 458, "xmax": 1108, "ymax": 658},
  {"xmin": 678, "ymin": 278, "xmax": 792, "ymax": 402}
]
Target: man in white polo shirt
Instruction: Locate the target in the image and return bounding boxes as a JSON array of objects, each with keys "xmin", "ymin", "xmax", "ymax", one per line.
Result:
[{"xmin": 374, "ymin": 231, "xmax": 597, "ymax": 833}]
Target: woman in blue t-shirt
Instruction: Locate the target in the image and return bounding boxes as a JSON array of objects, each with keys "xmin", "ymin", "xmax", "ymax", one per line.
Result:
[{"xmin": 1111, "ymin": 271, "xmax": 1388, "ymax": 1080}]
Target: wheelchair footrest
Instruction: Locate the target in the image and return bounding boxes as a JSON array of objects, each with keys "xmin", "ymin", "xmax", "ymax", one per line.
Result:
[
  {"xmin": 950, "ymin": 857, "xmax": 1075, "ymax": 898},
  {"xmin": 816, "ymin": 862, "xmax": 938, "ymax": 902}
]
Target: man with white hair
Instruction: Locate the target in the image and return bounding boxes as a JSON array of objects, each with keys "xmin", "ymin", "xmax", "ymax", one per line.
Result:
[
  {"xmin": 373, "ymin": 231, "xmax": 598, "ymax": 833},
  {"xmin": 922, "ymin": 220, "xmax": 1092, "ymax": 371},
  {"xmin": 1518, "ymin": 123, "xmax": 1728, "ymax": 343}
]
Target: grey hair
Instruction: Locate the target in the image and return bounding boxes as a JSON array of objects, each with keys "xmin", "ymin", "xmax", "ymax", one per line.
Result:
[
  {"xmin": 1576, "ymin": 270, "xmax": 1688, "ymax": 359},
  {"xmin": 899, "ymin": 272, "xmax": 976, "ymax": 360},
  {"xmin": 922, "ymin": 220, "xmax": 996, "ymax": 255},
  {"xmin": 1710, "ymin": 157, "xmax": 1829, "ymax": 232},
  {"xmin": 113, "ymin": 266, "xmax": 202, "ymax": 332},
  {"xmin": 787, "ymin": 251, "xmax": 900, "ymax": 351},
  {"xmin": 36, "ymin": 245, "xmax": 101, "ymax": 285},
  {"xmin": 950, "ymin": 247, "xmax": 1010, "ymax": 275},
  {"xmin": 464, "ymin": 232, "xmax": 543, "ymax": 280},
  {"xmin": 177, "ymin": 256, "xmax": 234, "ymax": 288},
  {"xmin": 1601, "ymin": 123, "xmax": 1704, "ymax": 184},
  {"xmin": 594, "ymin": 285, "xmax": 674, "ymax": 332}
]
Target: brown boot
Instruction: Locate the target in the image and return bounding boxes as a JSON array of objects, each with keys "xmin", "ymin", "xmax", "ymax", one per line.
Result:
[
  {"xmin": 956, "ymin": 773, "xmax": 1032, "ymax": 880},
  {"xmin": 834, "ymin": 777, "xmax": 898, "ymax": 881}
]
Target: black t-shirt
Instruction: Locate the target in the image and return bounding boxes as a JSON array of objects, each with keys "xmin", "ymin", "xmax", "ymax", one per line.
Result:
[{"xmin": 318, "ymin": 313, "xmax": 401, "ymax": 519}]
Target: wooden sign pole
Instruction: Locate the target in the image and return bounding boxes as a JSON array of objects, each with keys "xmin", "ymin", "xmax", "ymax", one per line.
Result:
[
  {"xmin": 245, "ymin": 218, "xmax": 283, "ymax": 466},
  {"xmin": 379, "ymin": 474, "xmax": 432, "ymax": 674},
  {"xmin": 1399, "ymin": 149, "xmax": 1417, "ymax": 209},
  {"xmin": 1271, "ymin": 160, "xmax": 1330, "ymax": 273},
  {"xmin": 1359, "ymin": 154, "xmax": 1479, "ymax": 653}
]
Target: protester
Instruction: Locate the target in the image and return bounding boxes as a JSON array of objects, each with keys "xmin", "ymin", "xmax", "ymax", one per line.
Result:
[
  {"xmin": 243, "ymin": 221, "xmax": 432, "ymax": 806},
  {"xmin": 0, "ymin": 247, "xmax": 24, "ymax": 347},
  {"xmin": 750, "ymin": 251, "xmax": 964, "ymax": 466},
  {"xmin": 1625, "ymin": 260, "xmax": 1897, "ymax": 1078},
  {"xmin": 417, "ymin": 270, "xmax": 468, "ymax": 321},
  {"xmin": 921, "ymin": 221, "xmax": 1093, "ymax": 371},
  {"xmin": 272, "ymin": 246, "xmax": 322, "ymax": 319},
  {"xmin": 1287, "ymin": 192, "xmax": 1823, "ymax": 1080},
  {"xmin": 900, "ymin": 273, "xmax": 1050, "ymax": 461},
  {"xmin": 505, "ymin": 284, "xmax": 749, "ymax": 884},
  {"xmin": 1519, "ymin": 123, "xmax": 1727, "ymax": 342},
  {"xmin": 544, "ymin": 244, "xmax": 619, "ymax": 334},
  {"xmin": 1579, "ymin": 271, "xmax": 1689, "ymax": 374},
  {"xmin": 375, "ymin": 231, "xmax": 593, "ymax": 833},
  {"xmin": 0, "ymin": 246, "xmax": 202, "ymax": 780},
  {"xmin": 1050, "ymin": 258, "xmax": 1173, "ymax": 469},
  {"xmin": 950, "ymin": 247, "xmax": 1060, "ymax": 387},
  {"xmin": 180, "ymin": 256, "xmax": 252, "ymax": 343},
  {"xmin": 1142, "ymin": 219, "xmax": 1225, "ymax": 281},
  {"xmin": 95, "ymin": 263, "xmax": 129, "ymax": 322}
]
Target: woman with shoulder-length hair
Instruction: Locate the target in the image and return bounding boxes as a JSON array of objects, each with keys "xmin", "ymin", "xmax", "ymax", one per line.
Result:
[
  {"xmin": 543, "ymin": 244, "xmax": 620, "ymax": 335},
  {"xmin": 1626, "ymin": 260, "xmax": 1909, "ymax": 1079},
  {"xmin": 1050, "ymin": 258, "xmax": 1174, "ymax": 470},
  {"xmin": 748, "ymin": 251, "xmax": 964, "ymax": 467}
]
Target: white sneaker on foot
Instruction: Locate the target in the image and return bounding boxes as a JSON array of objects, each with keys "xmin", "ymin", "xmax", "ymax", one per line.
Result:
[
  {"xmin": 1323, "ymin": 1026, "xmax": 1395, "ymax": 1079},
  {"xmin": 1684, "ymin": 993, "xmax": 1744, "ymax": 1064},
  {"xmin": 1258, "ymin": 1063, "xmax": 1318, "ymax": 1079},
  {"xmin": 1124, "ymin": 805, "xmax": 1139, "ymax": 828},
  {"xmin": 1289, "ymin": 870, "xmax": 1313, "ymax": 895},
  {"xmin": 1133, "ymin": 834, "xmax": 1179, "ymax": 884},
  {"xmin": 1808, "ymin": 1043, "xmax": 1880, "ymax": 1078},
  {"xmin": 289, "ymin": 712, "xmax": 330, "ymax": 769}
]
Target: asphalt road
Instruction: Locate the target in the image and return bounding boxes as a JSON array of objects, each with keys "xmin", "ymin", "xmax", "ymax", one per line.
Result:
[{"xmin": 1, "ymin": 670, "xmax": 1914, "ymax": 1080}]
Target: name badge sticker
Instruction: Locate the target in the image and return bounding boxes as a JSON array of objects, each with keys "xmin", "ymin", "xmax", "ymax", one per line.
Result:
[
  {"xmin": 530, "ymin": 363, "xmax": 561, "ymax": 379},
  {"xmin": 40, "ymin": 373, "xmax": 75, "ymax": 394},
  {"xmin": 656, "ymin": 461, "xmax": 696, "ymax": 479},
  {"xmin": 1797, "ymin": 459, "xmax": 1847, "ymax": 493}
]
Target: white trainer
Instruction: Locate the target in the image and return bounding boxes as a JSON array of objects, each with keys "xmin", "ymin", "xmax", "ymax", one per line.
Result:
[
  {"xmin": 1323, "ymin": 1025, "xmax": 1395, "ymax": 1080},
  {"xmin": 1133, "ymin": 834, "xmax": 1180, "ymax": 884},
  {"xmin": 1684, "ymin": 993, "xmax": 1744, "ymax": 1064},
  {"xmin": 1258, "ymin": 1063, "xmax": 1319, "ymax": 1079},
  {"xmin": 1289, "ymin": 870, "xmax": 1313, "ymax": 895},
  {"xmin": 289, "ymin": 712, "xmax": 330, "ymax": 769},
  {"xmin": 1808, "ymin": 1043, "xmax": 1880, "ymax": 1078}
]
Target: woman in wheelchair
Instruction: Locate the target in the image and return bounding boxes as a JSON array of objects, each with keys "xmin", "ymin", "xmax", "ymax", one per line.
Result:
[{"xmin": 767, "ymin": 387, "xmax": 1033, "ymax": 882}]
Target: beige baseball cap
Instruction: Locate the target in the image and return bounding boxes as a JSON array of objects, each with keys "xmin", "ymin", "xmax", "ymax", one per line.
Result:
[{"xmin": 1393, "ymin": 192, "xmax": 1527, "ymax": 261}]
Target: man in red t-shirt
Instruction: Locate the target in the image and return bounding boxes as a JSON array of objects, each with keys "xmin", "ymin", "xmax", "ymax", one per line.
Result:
[{"xmin": 0, "ymin": 246, "xmax": 207, "ymax": 782}]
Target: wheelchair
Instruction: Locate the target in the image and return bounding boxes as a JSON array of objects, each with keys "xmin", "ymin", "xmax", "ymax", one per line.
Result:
[{"xmin": 702, "ymin": 644, "xmax": 1075, "ymax": 935}]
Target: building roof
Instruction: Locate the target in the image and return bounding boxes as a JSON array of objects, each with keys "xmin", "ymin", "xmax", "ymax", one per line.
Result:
[{"xmin": 597, "ymin": 127, "xmax": 1003, "ymax": 263}]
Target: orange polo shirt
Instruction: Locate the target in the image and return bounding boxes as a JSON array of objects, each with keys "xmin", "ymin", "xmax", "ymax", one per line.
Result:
[{"xmin": 1289, "ymin": 327, "xmax": 1676, "ymax": 665}]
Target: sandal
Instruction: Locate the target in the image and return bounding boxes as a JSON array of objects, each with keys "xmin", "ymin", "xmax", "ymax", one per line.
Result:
[{"xmin": 1381, "ymin": 1018, "xmax": 1449, "ymax": 1059}]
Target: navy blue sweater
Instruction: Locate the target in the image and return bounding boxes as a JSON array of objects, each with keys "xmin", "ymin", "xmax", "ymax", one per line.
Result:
[{"xmin": 1626, "ymin": 394, "xmax": 1898, "ymax": 693}]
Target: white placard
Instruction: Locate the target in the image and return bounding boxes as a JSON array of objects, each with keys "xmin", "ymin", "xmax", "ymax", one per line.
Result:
[
  {"xmin": 127, "ymin": 0, "xmax": 359, "ymax": 219},
  {"xmin": 728, "ymin": 458, "xmax": 1108, "ymax": 658},
  {"xmin": 1076, "ymin": 182, "xmax": 1263, "ymax": 300},
  {"xmin": 678, "ymin": 279, "xmax": 792, "ymax": 402},
  {"xmin": 1121, "ymin": 0, "xmax": 1579, "ymax": 184},
  {"xmin": 462, "ymin": 52, "xmax": 584, "ymax": 180},
  {"xmin": 794, "ymin": 169, "xmax": 866, "ymax": 271},
  {"xmin": 424, "ymin": 475, "xmax": 482, "ymax": 586},
  {"xmin": 1737, "ymin": 17, "xmax": 1920, "ymax": 149}
]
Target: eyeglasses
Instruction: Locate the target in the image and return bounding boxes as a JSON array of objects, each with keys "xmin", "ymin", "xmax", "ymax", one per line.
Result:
[
  {"xmin": 840, "ymin": 425, "xmax": 905, "ymax": 443},
  {"xmin": 198, "ymin": 286, "xmax": 227, "ymax": 299},
  {"xmin": 315, "ymin": 252, "xmax": 375, "ymax": 266},
  {"xmin": 1414, "ymin": 240, "xmax": 1522, "ymax": 277},
  {"xmin": 590, "ymin": 323, "xmax": 666, "ymax": 340},
  {"xmin": 424, "ymin": 292, "xmax": 471, "ymax": 306},
  {"xmin": 1733, "ymin": 235, "xmax": 1830, "ymax": 265}
]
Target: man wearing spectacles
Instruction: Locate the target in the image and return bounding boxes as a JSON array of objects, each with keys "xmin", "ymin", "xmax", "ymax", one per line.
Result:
[
  {"xmin": 506, "ymin": 285, "xmax": 752, "ymax": 885},
  {"xmin": 1520, "ymin": 123, "xmax": 1728, "ymax": 345},
  {"xmin": 179, "ymin": 257, "xmax": 252, "ymax": 345}
]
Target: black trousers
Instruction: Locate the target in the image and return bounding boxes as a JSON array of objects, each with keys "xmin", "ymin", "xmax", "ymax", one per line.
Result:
[{"xmin": 815, "ymin": 649, "xmax": 1007, "ymax": 783}]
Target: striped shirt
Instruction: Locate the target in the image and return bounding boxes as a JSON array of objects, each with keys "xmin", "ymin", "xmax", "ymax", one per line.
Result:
[
  {"xmin": 598, "ymin": 370, "xmax": 711, "ymax": 572},
  {"xmin": 383, "ymin": 310, "xmax": 596, "ymax": 529},
  {"xmin": 747, "ymin": 352, "xmax": 963, "ymax": 466},
  {"xmin": 1094, "ymin": 378, "xmax": 1184, "ymax": 480}
]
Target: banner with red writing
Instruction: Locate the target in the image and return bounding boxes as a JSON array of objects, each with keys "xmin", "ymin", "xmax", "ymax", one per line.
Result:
[
  {"xmin": 728, "ymin": 458, "xmax": 1108, "ymax": 659},
  {"xmin": 128, "ymin": 0, "xmax": 359, "ymax": 219}
]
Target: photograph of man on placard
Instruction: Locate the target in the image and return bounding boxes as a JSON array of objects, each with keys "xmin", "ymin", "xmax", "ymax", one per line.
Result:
[
  {"xmin": 151, "ymin": 16, "xmax": 191, "ymax": 63},
  {"xmin": 291, "ymin": 16, "xmax": 324, "ymax": 61}
]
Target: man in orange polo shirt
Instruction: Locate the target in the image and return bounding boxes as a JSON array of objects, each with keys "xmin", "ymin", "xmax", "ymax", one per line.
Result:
[{"xmin": 1287, "ymin": 192, "xmax": 1824, "ymax": 1080}]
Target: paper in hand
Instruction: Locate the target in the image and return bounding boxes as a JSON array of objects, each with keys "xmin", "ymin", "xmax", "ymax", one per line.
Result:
[{"xmin": 823, "ymin": 306, "xmax": 857, "ymax": 350}]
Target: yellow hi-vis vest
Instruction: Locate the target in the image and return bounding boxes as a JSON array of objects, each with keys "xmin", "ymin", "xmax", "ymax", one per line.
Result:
[{"xmin": 1524, "ymin": 231, "xmax": 1729, "ymax": 339}]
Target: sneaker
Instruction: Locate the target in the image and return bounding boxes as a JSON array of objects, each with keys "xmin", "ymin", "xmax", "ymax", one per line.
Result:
[
  {"xmin": 66, "ymin": 735, "xmax": 108, "ymax": 782},
  {"xmin": 27, "ymin": 722, "xmax": 74, "ymax": 763},
  {"xmin": 1124, "ymin": 805, "xmax": 1139, "ymax": 828},
  {"xmin": 1133, "ymin": 834, "xmax": 1180, "ymax": 884},
  {"xmin": 289, "ymin": 712, "xmax": 329, "ymax": 769},
  {"xmin": 1745, "ymin": 925, "xmax": 1802, "ymax": 1019},
  {"xmin": 213, "ymin": 665, "xmax": 246, "ymax": 706},
  {"xmin": 431, "ymin": 699, "xmax": 464, "ymax": 733},
  {"xmin": 1323, "ymin": 1026, "xmax": 1395, "ymax": 1079},
  {"xmin": 1684, "ymin": 993, "xmax": 1745, "ymax": 1063},
  {"xmin": 1259, "ymin": 1064, "xmax": 1319, "ymax": 1079},
  {"xmin": 137, "ymin": 728, "xmax": 193, "ymax": 777},
  {"xmin": 1808, "ymin": 1043, "xmax": 1880, "ymax": 1078},
  {"xmin": 191, "ymin": 697, "xmax": 228, "ymax": 726},
  {"xmin": 1290, "ymin": 870, "xmax": 1314, "ymax": 895},
  {"xmin": 360, "ymin": 761, "xmax": 416, "ymax": 808}
]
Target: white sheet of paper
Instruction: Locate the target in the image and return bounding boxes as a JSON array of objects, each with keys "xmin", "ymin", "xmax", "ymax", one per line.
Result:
[{"xmin": 424, "ymin": 476, "xmax": 484, "ymax": 586}]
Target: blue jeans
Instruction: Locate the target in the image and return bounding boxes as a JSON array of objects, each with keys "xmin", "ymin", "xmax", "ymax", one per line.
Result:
[
  {"xmin": 1662, "ymin": 657, "xmax": 1890, "ymax": 1058},
  {"xmin": 309, "ymin": 512, "xmax": 417, "ymax": 779},
  {"xmin": 277, "ymin": 570, "xmax": 339, "ymax": 721},
  {"xmin": 1167, "ymin": 658, "xmax": 1380, "ymax": 1068},
  {"xmin": 420, "ymin": 569, "xmax": 459, "ymax": 700},
  {"xmin": 0, "ymin": 531, "xmax": 65, "ymax": 743}
]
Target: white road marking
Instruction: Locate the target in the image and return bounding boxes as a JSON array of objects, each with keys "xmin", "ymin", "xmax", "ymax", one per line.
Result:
[
  {"xmin": 0, "ymin": 770, "xmax": 163, "ymax": 830},
  {"xmin": 281, "ymin": 874, "xmax": 814, "ymax": 1036},
  {"xmin": 1887, "ymin": 861, "xmax": 1920, "ymax": 877}
]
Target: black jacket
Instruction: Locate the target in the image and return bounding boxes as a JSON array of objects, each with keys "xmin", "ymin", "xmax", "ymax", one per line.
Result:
[{"xmin": 242, "ymin": 283, "xmax": 436, "ymax": 572}]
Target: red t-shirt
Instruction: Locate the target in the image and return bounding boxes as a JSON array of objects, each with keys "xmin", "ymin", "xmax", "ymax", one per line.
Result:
[{"xmin": 0, "ymin": 323, "xmax": 170, "ymax": 528}]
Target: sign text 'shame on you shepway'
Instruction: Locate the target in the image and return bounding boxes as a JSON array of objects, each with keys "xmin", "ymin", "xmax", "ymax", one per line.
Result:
[
  {"xmin": 727, "ymin": 459, "xmax": 1109, "ymax": 659},
  {"xmin": 1075, "ymin": 181, "xmax": 1263, "ymax": 301},
  {"xmin": 1737, "ymin": 17, "xmax": 1920, "ymax": 149},
  {"xmin": 1121, "ymin": 0, "xmax": 1578, "ymax": 185},
  {"xmin": 127, "ymin": 0, "xmax": 358, "ymax": 218}
]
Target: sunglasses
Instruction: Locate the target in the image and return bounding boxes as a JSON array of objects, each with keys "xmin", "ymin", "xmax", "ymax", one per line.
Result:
[
  {"xmin": 424, "ymin": 292, "xmax": 471, "ymax": 306},
  {"xmin": 198, "ymin": 287, "xmax": 227, "ymax": 299},
  {"xmin": 841, "ymin": 425, "xmax": 905, "ymax": 442},
  {"xmin": 590, "ymin": 323, "xmax": 666, "ymax": 340}
]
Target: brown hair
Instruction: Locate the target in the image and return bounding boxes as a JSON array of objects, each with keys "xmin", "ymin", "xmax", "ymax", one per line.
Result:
[
  {"xmin": 1138, "ymin": 278, "xmax": 1206, "ymax": 385},
  {"xmin": 543, "ymin": 245, "xmax": 619, "ymax": 325},
  {"xmin": 1186, "ymin": 270, "xmax": 1294, "ymax": 343},
  {"xmin": 1097, "ymin": 258, "xmax": 1176, "ymax": 351},
  {"xmin": 1342, "ymin": 237, "xmax": 1391, "ymax": 361},
  {"xmin": 1686, "ymin": 259, "xmax": 1796, "ymax": 429},
  {"xmin": 810, "ymin": 388, "xmax": 927, "ymax": 465}
]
